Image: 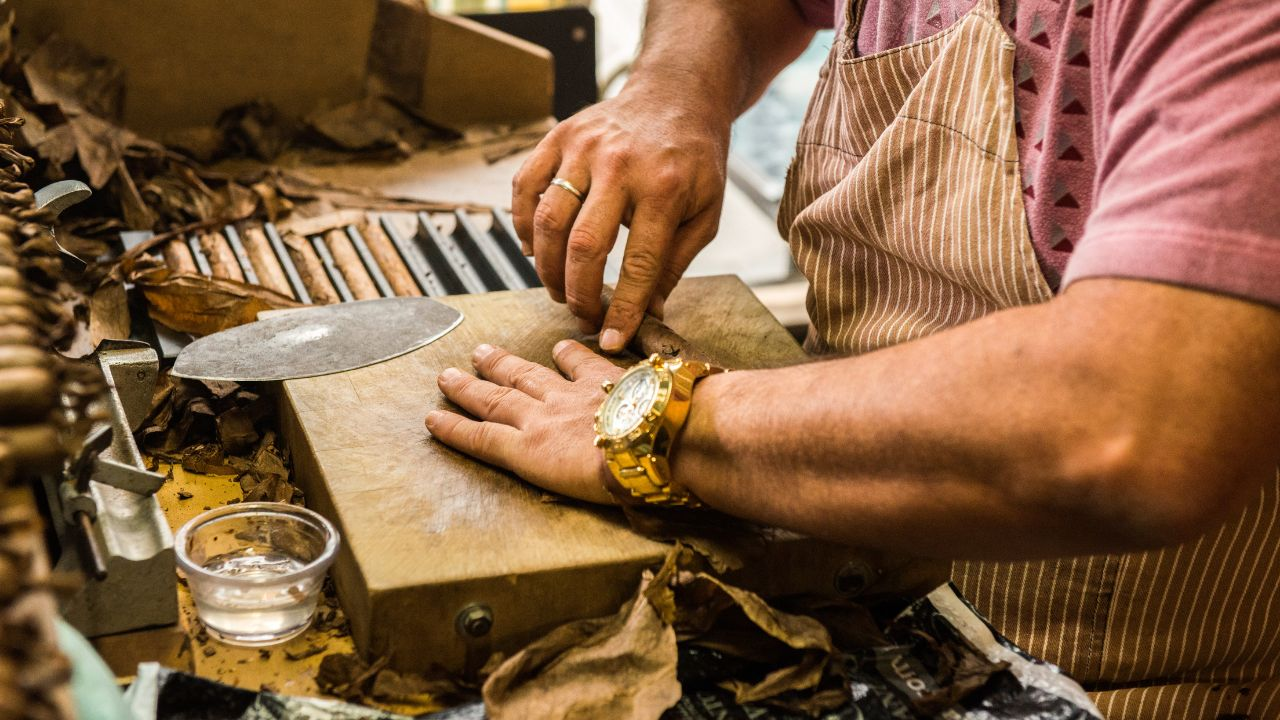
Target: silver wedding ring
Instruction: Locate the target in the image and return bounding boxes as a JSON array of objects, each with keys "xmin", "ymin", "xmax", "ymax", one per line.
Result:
[{"xmin": 549, "ymin": 177, "xmax": 585, "ymax": 202}]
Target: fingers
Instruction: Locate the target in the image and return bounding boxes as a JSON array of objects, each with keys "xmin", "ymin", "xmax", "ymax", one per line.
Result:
[
  {"xmin": 533, "ymin": 168, "xmax": 590, "ymax": 303},
  {"xmin": 650, "ymin": 208, "xmax": 719, "ymax": 318},
  {"xmin": 512, "ymin": 144, "xmax": 561, "ymax": 255},
  {"xmin": 563, "ymin": 189, "xmax": 626, "ymax": 332},
  {"xmin": 553, "ymin": 339, "xmax": 620, "ymax": 383},
  {"xmin": 425, "ymin": 411, "xmax": 519, "ymax": 469},
  {"xmin": 437, "ymin": 367, "xmax": 537, "ymax": 427},
  {"xmin": 471, "ymin": 344, "xmax": 564, "ymax": 400},
  {"xmin": 599, "ymin": 201, "xmax": 680, "ymax": 353}
]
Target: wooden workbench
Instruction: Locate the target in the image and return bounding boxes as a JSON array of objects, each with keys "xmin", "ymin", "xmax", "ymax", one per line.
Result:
[{"xmin": 279, "ymin": 275, "xmax": 882, "ymax": 674}]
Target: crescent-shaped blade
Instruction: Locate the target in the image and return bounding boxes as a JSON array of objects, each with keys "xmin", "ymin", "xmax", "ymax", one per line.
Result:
[{"xmin": 171, "ymin": 297, "xmax": 463, "ymax": 382}]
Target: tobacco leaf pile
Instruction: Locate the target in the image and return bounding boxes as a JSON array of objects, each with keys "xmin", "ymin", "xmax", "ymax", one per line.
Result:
[
  {"xmin": 465, "ymin": 543, "xmax": 1028, "ymax": 720},
  {"xmin": 0, "ymin": 11, "xmax": 539, "ymax": 346},
  {"xmin": 315, "ymin": 651, "xmax": 476, "ymax": 714},
  {"xmin": 457, "ymin": 542, "xmax": 1107, "ymax": 720},
  {"xmin": 137, "ymin": 371, "xmax": 301, "ymax": 505},
  {"xmin": 478, "ymin": 544, "xmax": 862, "ymax": 720}
]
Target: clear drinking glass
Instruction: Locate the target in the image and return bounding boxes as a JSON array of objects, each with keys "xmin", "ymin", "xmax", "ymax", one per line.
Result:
[{"xmin": 175, "ymin": 502, "xmax": 340, "ymax": 646}]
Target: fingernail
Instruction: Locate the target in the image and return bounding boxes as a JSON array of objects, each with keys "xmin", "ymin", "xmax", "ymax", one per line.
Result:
[
  {"xmin": 553, "ymin": 339, "xmax": 573, "ymax": 355},
  {"xmin": 600, "ymin": 329, "xmax": 623, "ymax": 353},
  {"xmin": 473, "ymin": 344, "xmax": 496, "ymax": 361},
  {"xmin": 521, "ymin": 243, "xmax": 533, "ymax": 257},
  {"xmin": 425, "ymin": 411, "xmax": 442, "ymax": 429},
  {"xmin": 439, "ymin": 367, "xmax": 462, "ymax": 383}
]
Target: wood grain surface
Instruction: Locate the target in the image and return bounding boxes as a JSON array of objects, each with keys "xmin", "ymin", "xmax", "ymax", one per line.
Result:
[{"xmin": 280, "ymin": 276, "xmax": 893, "ymax": 673}]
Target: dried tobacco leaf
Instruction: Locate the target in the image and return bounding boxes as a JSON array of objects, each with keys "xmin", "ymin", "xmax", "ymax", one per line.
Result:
[
  {"xmin": 316, "ymin": 652, "xmax": 391, "ymax": 702},
  {"xmin": 177, "ymin": 443, "xmax": 244, "ymax": 476},
  {"xmin": 260, "ymin": 167, "xmax": 488, "ymax": 213},
  {"xmin": 214, "ymin": 407, "xmax": 258, "ymax": 455},
  {"xmin": 316, "ymin": 652, "xmax": 371, "ymax": 701},
  {"xmin": 276, "ymin": 209, "xmax": 367, "ymax": 238},
  {"xmin": 775, "ymin": 596, "xmax": 888, "ymax": 652},
  {"xmin": 129, "ymin": 264, "xmax": 301, "ymax": 336},
  {"xmin": 238, "ymin": 433, "xmax": 293, "ymax": 504},
  {"xmin": 67, "ymin": 113, "xmax": 126, "ymax": 189},
  {"xmin": 137, "ymin": 373, "xmax": 218, "ymax": 455},
  {"xmin": 371, "ymin": 668, "xmax": 468, "ymax": 708},
  {"xmin": 893, "ymin": 627, "xmax": 1010, "ymax": 715},
  {"xmin": 284, "ymin": 643, "xmax": 327, "ymax": 661},
  {"xmin": 22, "ymin": 35, "xmax": 125, "ymax": 121},
  {"xmin": 161, "ymin": 126, "xmax": 228, "ymax": 165},
  {"xmin": 34, "ymin": 124, "xmax": 75, "ymax": 178},
  {"xmin": 223, "ymin": 181, "xmax": 260, "ymax": 221},
  {"xmin": 56, "ymin": 216, "xmax": 121, "ymax": 260},
  {"xmin": 483, "ymin": 573, "xmax": 681, "ymax": 720},
  {"xmin": 216, "ymin": 101, "xmax": 295, "ymax": 162},
  {"xmin": 111, "ymin": 164, "xmax": 156, "ymax": 229},
  {"xmin": 670, "ymin": 574, "xmax": 840, "ymax": 708},
  {"xmin": 135, "ymin": 371, "xmax": 304, "ymax": 506},
  {"xmin": 135, "ymin": 161, "xmax": 266, "ymax": 230},
  {"xmin": 304, "ymin": 97, "xmax": 413, "ymax": 155},
  {"xmin": 249, "ymin": 181, "xmax": 290, "ymax": 223},
  {"xmin": 0, "ymin": 8, "xmax": 12, "ymax": 69},
  {"xmin": 87, "ymin": 280, "xmax": 130, "ymax": 347}
]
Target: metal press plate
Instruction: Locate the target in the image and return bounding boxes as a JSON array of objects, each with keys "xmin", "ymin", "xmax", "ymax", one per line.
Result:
[{"xmin": 171, "ymin": 297, "xmax": 464, "ymax": 382}]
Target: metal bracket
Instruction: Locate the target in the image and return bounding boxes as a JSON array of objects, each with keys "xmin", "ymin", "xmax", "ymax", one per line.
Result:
[
  {"xmin": 77, "ymin": 341, "xmax": 164, "ymax": 497},
  {"xmin": 35, "ymin": 180, "xmax": 92, "ymax": 269},
  {"xmin": 55, "ymin": 338, "xmax": 176, "ymax": 635}
]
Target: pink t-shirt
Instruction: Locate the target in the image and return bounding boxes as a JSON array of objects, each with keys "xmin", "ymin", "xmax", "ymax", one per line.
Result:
[{"xmin": 789, "ymin": 0, "xmax": 1280, "ymax": 307}]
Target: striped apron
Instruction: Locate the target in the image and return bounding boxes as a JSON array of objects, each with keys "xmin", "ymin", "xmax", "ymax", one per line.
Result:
[{"xmin": 777, "ymin": 0, "xmax": 1280, "ymax": 717}]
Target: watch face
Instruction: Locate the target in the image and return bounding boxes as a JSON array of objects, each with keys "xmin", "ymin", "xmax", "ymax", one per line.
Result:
[{"xmin": 599, "ymin": 365, "xmax": 660, "ymax": 439}]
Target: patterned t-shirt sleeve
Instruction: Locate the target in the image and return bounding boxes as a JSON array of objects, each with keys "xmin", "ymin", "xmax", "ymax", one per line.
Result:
[
  {"xmin": 791, "ymin": 0, "xmax": 839, "ymax": 27},
  {"xmin": 1062, "ymin": 0, "xmax": 1280, "ymax": 309}
]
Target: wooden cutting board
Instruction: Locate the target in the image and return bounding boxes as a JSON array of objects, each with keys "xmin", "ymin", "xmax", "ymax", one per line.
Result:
[{"xmin": 280, "ymin": 275, "xmax": 900, "ymax": 672}]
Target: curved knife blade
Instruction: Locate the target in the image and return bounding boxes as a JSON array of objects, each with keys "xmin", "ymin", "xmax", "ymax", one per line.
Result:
[{"xmin": 171, "ymin": 297, "xmax": 463, "ymax": 382}]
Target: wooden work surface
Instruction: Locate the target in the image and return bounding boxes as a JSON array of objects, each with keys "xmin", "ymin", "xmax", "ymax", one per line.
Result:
[{"xmin": 279, "ymin": 275, "xmax": 874, "ymax": 673}]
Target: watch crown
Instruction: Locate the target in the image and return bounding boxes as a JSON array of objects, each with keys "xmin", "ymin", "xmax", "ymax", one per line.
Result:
[
  {"xmin": 593, "ymin": 436, "xmax": 608, "ymax": 448},
  {"xmin": 601, "ymin": 379, "xmax": 614, "ymax": 394}
]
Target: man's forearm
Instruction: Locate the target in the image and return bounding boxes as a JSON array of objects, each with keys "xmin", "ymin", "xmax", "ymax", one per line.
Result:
[
  {"xmin": 675, "ymin": 280, "xmax": 1280, "ymax": 560},
  {"xmin": 625, "ymin": 0, "xmax": 816, "ymax": 127}
]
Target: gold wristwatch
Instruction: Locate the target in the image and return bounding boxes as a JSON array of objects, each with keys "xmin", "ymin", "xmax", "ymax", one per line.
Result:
[{"xmin": 593, "ymin": 354, "xmax": 723, "ymax": 507}]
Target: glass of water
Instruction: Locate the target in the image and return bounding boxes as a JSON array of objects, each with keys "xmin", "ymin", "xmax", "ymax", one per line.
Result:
[{"xmin": 175, "ymin": 502, "xmax": 340, "ymax": 646}]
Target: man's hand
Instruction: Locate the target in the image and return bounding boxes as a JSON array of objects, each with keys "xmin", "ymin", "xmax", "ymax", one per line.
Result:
[
  {"xmin": 512, "ymin": 90, "xmax": 730, "ymax": 353},
  {"xmin": 426, "ymin": 340, "xmax": 624, "ymax": 504},
  {"xmin": 508, "ymin": 0, "xmax": 815, "ymax": 353}
]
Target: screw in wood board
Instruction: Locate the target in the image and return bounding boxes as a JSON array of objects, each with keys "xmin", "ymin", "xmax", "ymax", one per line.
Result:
[
  {"xmin": 833, "ymin": 559, "xmax": 877, "ymax": 597},
  {"xmin": 456, "ymin": 603, "xmax": 494, "ymax": 638}
]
